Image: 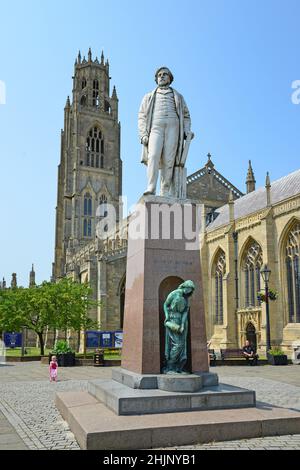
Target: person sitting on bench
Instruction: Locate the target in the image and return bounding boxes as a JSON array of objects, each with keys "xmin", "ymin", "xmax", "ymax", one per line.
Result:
[{"xmin": 242, "ymin": 340, "xmax": 259, "ymax": 365}]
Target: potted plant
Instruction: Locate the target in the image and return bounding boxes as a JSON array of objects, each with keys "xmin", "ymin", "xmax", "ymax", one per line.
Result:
[
  {"xmin": 50, "ymin": 340, "xmax": 75, "ymax": 367},
  {"xmin": 267, "ymin": 347, "xmax": 288, "ymax": 366}
]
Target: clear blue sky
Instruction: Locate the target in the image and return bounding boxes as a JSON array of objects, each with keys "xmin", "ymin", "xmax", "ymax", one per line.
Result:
[{"xmin": 1, "ymin": 0, "xmax": 300, "ymax": 286}]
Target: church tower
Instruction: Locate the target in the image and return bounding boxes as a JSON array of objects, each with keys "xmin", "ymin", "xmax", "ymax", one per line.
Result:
[{"xmin": 54, "ymin": 49, "xmax": 122, "ymax": 279}]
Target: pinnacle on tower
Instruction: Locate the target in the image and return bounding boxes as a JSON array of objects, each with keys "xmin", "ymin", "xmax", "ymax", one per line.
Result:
[
  {"xmin": 112, "ymin": 86, "xmax": 118, "ymax": 99},
  {"xmin": 78, "ymin": 50, "xmax": 81, "ymax": 64},
  {"xmin": 101, "ymin": 50, "xmax": 104, "ymax": 64},
  {"xmin": 88, "ymin": 48, "xmax": 92, "ymax": 62},
  {"xmin": 29, "ymin": 264, "xmax": 36, "ymax": 287},
  {"xmin": 65, "ymin": 96, "xmax": 71, "ymax": 109},
  {"xmin": 11, "ymin": 273, "xmax": 17, "ymax": 289},
  {"xmin": 246, "ymin": 160, "xmax": 256, "ymax": 193}
]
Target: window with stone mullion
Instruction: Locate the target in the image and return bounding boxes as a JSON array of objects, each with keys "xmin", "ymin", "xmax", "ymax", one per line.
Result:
[
  {"xmin": 285, "ymin": 224, "xmax": 300, "ymax": 323},
  {"xmin": 85, "ymin": 127, "xmax": 104, "ymax": 168}
]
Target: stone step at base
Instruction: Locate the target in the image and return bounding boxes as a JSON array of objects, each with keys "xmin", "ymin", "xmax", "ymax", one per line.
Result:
[
  {"xmin": 87, "ymin": 379, "xmax": 255, "ymax": 415},
  {"xmin": 56, "ymin": 391, "xmax": 300, "ymax": 450}
]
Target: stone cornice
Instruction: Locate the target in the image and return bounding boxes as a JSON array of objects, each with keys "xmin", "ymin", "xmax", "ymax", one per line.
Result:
[
  {"xmin": 235, "ymin": 209, "xmax": 268, "ymax": 232},
  {"xmin": 273, "ymin": 195, "xmax": 300, "ymax": 218}
]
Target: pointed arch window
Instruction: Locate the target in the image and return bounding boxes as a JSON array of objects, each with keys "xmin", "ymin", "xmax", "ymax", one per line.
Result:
[
  {"xmin": 84, "ymin": 193, "xmax": 92, "ymax": 216},
  {"xmin": 83, "ymin": 219, "xmax": 92, "ymax": 237},
  {"xmin": 242, "ymin": 241, "xmax": 263, "ymax": 308},
  {"xmin": 85, "ymin": 127, "xmax": 104, "ymax": 168},
  {"xmin": 83, "ymin": 193, "xmax": 92, "ymax": 238},
  {"xmin": 214, "ymin": 251, "xmax": 226, "ymax": 325},
  {"xmin": 92, "ymin": 79, "xmax": 99, "ymax": 107},
  {"xmin": 98, "ymin": 194, "xmax": 108, "ymax": 217},
  {"xmin": 80, "ymin": 95, "xmax": 87, "ymax": 107},
  {"xmin": 285, "ymin": 223, "xmax": 300, "ymax": 323}
]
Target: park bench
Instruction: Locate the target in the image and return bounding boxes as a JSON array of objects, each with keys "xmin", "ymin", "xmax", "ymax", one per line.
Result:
[{"xmin": 220, "ymin": 349, "xmax": 244, "ymax": 361}]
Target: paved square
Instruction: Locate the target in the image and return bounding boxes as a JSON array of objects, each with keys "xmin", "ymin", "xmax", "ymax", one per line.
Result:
[{"xmin": 0, "ymin": 362, "xmax": 300, "ymax": 450}]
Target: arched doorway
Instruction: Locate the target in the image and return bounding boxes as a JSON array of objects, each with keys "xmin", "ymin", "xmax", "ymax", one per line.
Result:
[
  {"xmin": 159, "ymin": 276, "xmax": 192, "ymax": 373},
  {"xmin": 246, "ymin": 323, "xmax": 257, "ymax": 351}
]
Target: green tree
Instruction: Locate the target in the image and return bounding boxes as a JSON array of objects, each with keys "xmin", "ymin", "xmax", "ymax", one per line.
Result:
[{"xmin": 0, "ymin": 279, "xmax": 99, "ymax": 356}]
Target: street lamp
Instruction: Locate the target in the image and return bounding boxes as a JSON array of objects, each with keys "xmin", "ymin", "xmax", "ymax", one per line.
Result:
[{"xmin": 260, "ymin": 264, "xmax": 271, "ymax": 354}]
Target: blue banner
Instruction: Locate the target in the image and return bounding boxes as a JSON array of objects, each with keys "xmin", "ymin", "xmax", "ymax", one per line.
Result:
[{"xmin": 4, "ymin": 332, "xmax": 22, "ymax": 348}]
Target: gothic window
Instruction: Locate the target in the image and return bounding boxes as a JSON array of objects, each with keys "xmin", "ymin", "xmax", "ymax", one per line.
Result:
[
  {"xmin": 83, "ymin": 193, "xmax": 92, "ymax": 238},
  {"xmin": 214, "ymin": 251, "xmax": 226, "ymax": 325},
  {"xmin": 242, "ymin": 241, "xmax": 263, "ymax": 308},
  {"xmin": 285, "ymin": 223, "xmax": 300, "ymax": 323},
  {"xmin": 98, "ymin": 194, "xmax": 108, "ymax": 217},
  {"xmin": 81, "ymin": 77, "xmax": 87, "ymax": 89},
  {"xmin": 85, "ymin": 127, "xmax": 104, "ymax": 168},
  {"xmin": 92, "ymin": 79, "xmax": 100, "ymax": 107},
  {"xmin": 83, "ymin": 219, "xmax": 92, "ymax": 237},
  {"xmin": 105, "ymin": 100, "xmax": 111, "ymax": 114},
  {"xmin": 84, "ymin": 193, "xmax": 92, "ymax": 216},
  {"xmin": 80, "ymin": 95, "xmax": 87, "ymax": 107}
]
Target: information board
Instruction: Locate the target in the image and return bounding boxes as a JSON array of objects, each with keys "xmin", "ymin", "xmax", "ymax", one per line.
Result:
[{"xmin": 4, "ymin": 332, "xmax": 22, "ymax": 348}]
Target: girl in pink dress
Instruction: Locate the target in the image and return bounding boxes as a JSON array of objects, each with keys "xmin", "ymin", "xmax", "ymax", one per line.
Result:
[{"xmin": 49, "ymin": 355, "xmax": 58, "ymax": 382}]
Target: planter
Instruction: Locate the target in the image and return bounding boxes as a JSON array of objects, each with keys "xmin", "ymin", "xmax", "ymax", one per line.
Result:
[
  {"xmin": 49, "ymin": 352, "xmax": 75, "ymax": 367},
  {"xmin": 267, "ymin": 353, "xmax": 288, "ymax": 366}
]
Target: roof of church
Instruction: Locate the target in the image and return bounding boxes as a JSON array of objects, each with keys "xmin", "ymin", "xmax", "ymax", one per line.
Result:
[
  {"xmin": 207, "ymin": 168, "xmax": 300, "ymax": 232},
  {"xmin": 187, "ymin": 153, "xmax": 244, "ymax": 198}
]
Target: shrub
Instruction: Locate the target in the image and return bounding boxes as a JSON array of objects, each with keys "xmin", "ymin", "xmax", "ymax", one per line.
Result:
[
  {"xmin": 53, "ymin": 340, "xmax": 73, "ymax": 355},
  {"xmin": 268, "ymin": 347, "xmax": 285, "ymax": 356}
]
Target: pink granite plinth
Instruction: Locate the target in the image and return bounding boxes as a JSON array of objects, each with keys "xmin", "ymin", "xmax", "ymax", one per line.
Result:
[{"xmin": 121, "ymin": 196, "xmax": 208, "ymax": 375}]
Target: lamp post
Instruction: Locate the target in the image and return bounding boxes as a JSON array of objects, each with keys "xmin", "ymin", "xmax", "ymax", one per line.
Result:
[{"xmin": 261, "ymin": 264, "xmax": 271, "ymax": 354}]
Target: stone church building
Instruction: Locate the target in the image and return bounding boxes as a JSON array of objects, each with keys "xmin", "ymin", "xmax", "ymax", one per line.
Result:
[{"xmin": 53, "ymin": 50, "xmax": 300, "ymax": 355}]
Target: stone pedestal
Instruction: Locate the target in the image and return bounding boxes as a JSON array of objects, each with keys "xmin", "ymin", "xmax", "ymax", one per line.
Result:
[
  {"xmin": 121, "ymin": 195, "xmax": 208, "ymax": 375},
  {"xmin": 55, "ymin": 197, "xmax": 260, "ymax": 450}
]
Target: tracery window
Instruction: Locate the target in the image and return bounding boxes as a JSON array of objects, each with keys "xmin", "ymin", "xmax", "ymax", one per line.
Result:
[
  {"xmin": 83, "ymin": 193, "xmax": 92, "ymax": 237},
  {"xmin": 80, "ymin": 95, "xmax": 87, "ymax": 107},
  {"xmin": 85, "ymin": 127, "xmax": 104, "ymax": 168},
  {"xmin": 81, "ymin": 77, "xmax": 87, "ymax": 89},
  {"xmin": 242, "ymin": 241, "xmax": 263, "ymax": 308},
  {"xmin": 92, "ymin": 79, "xmax": 99, "ymax": 107},
  {"xmin": 286, "ymin": 223, "xmax": 300, "ymax": 323},
  {"xmin": 214, "ymin": 251, "xmax": 226, "ymax": 325},
  {"xmin": 98, "ymin": 194, "xmax": 108, "ymax": 217},
  {"xmin": 84, "ymin": 193, "xmax": 92, "ymax": 216}
]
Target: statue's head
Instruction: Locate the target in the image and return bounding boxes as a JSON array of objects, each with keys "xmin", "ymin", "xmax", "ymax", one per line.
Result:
[
  {"xmin": 178, "ymin": 280, "xmax": 195, "ymax": 297},
  {"xmin": 155, "ymin": 67, "xmax": 174, "ymax": 86}
]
